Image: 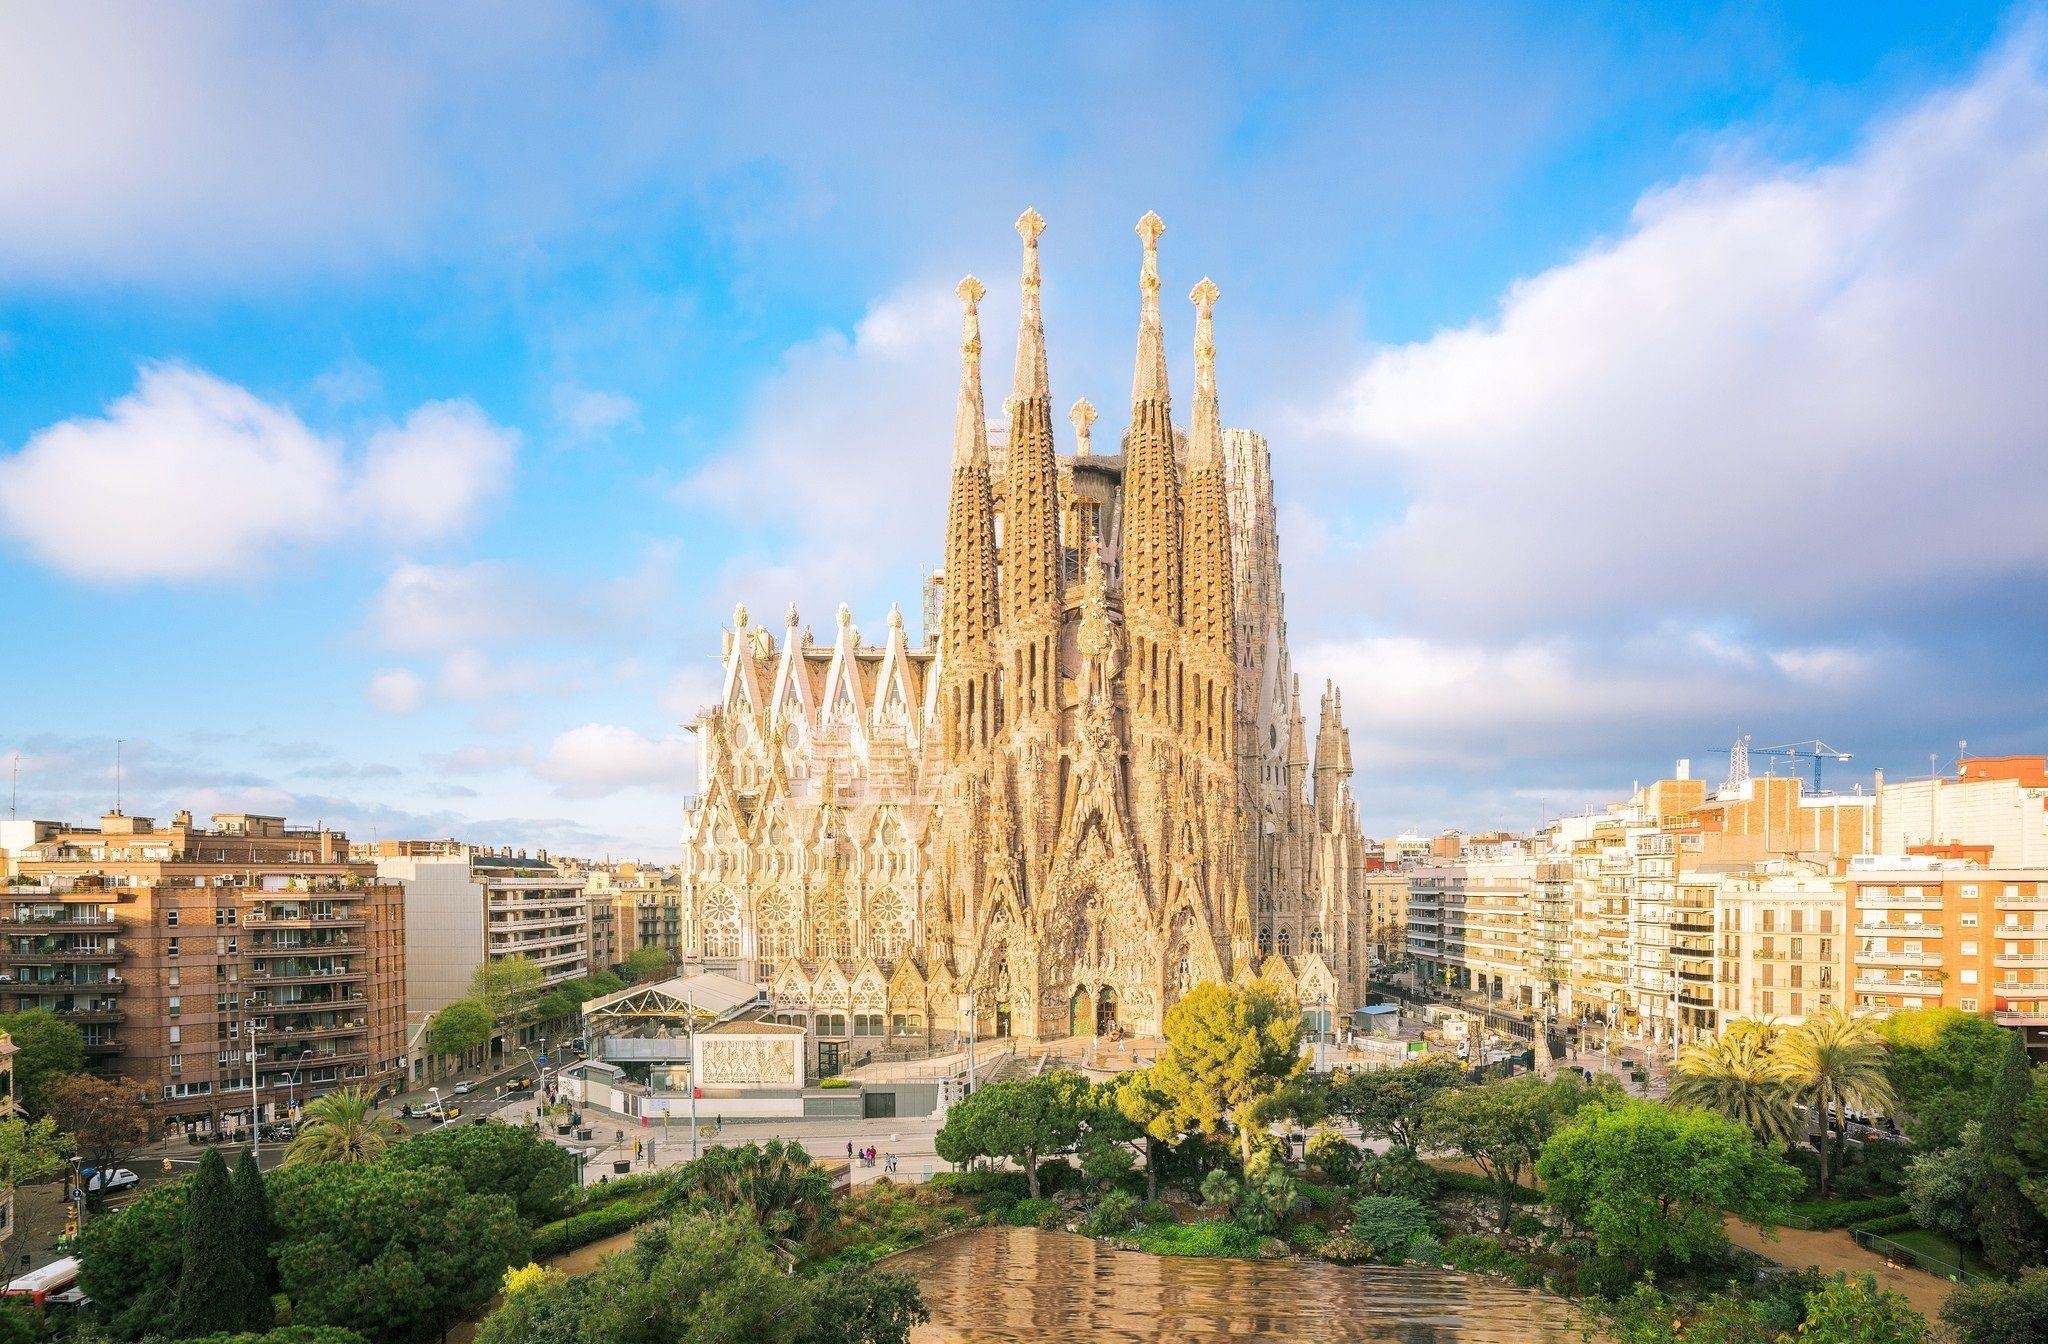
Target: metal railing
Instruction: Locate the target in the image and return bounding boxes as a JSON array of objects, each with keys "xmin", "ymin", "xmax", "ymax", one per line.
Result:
[{"xmin": 1849, "ymin": 1228, "xmax": 1988, "ymax": 1285}]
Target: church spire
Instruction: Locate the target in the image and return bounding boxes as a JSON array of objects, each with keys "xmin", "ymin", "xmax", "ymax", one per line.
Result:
[
  {"xmin": 1131, "ymin": 211, "xmax": 1171, "ymax": 405},
  {"xmin": 1012, "ymin": 207, "xmax": 1048, "ymax": 399},
  {"xmin": 940, "ymin": 274, "xmax": 1000, "ymax": 761},
  {"xmin": 1188, "ymin": 276, "xmax": 1221, "ymax": 467},
  {"xmin": 1000, "ymin": 209, "xmax": 1065, "ymax": 726},
  {"xmin": 951, "ymin": 275, "xmax": 988, "ymax": 469},
  {"xmin": 1182, "ymin": 275, "xmax": 1235, "ymax": 760}
]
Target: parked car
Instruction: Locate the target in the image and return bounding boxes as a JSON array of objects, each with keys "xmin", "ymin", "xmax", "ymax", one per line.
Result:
[
  {"xmin": 83, "ymin": 1169, "xmax": 139, "ymax": 1195},
  {"xmin": 452, "ymin": 1081, "xmax": 474, "ymax": 1095}
]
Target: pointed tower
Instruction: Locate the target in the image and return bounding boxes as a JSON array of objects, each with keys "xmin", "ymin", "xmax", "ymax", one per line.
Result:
[
  {"xmin": 940, "ymin": 275, "xmax": 1000, "ymax": 762},
  {"xmin": 1000, "ymin": 208, "xmax": 1065, "ymax": 731},
  {"xmin": 1182, "ymin": 276, "xmax": 1235, "ymax": 762},
  {"xmin": 1314, "ymin": 681, "xmax": 1347, "ymax": 829},
  {"xmin": 1121, "ymin": 212, "xmax": 1185, "ymax": 733}
]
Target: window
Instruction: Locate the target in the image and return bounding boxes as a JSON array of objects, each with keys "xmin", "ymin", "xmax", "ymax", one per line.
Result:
[
  {"xmin": 853, "ymin": 1013, "xmax": 884, "ymax": 1037},
  {"xmin": 1962, "ymin": 913, "xmax": 1980, "ymax": 929},
  {"xmin": 1961, "ymin": 998, "xmax": 1979, "ymax": 1011},
  {"xmin": 1962, "ymin": 941, "xmax": 1978, "ymax": 955},
  {"xmin": 1961, "ymin": 885, "xmax": 1979, "ymax": 899},
  {"xmin": 816, "ymin": 1013, "xmax": 847, "ymax": 1037},
  {"xmin": 1961, "ymin": 969, "xmax": 1979, "ymax": 985},
  {"xmin": 168, "ymin": 996, "xmax": 181, "ymax": 1017},
  {"xmin": 1791, "ymin": 937, "xmax": 1803, "ymax": 958},
  {"xmin": 169, "ymin": 1025, "xmax": 181, "ymax": 1044},
  {"xmin": 166, "ymin": 909, "xmax": 179, "ymax": 927},
  {"xmin": 167, "ymin": 937, "xmax": 180, "ymax": 958}
]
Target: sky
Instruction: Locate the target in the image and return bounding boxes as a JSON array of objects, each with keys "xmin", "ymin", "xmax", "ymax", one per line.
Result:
[{"xmin": 3, "ymin": 1, "xmax": 2046, "ymax": 859}]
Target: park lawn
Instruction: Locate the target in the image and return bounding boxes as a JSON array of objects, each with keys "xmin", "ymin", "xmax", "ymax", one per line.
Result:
[{"xmin": 1877, "ymin": 1225, "xmax": 1996, "ymax": 1280}]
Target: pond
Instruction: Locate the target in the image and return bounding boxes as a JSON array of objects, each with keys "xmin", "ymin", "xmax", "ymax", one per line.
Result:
[{"xmin": 892, "ymin": 1226, "xmax": 1583, "ymax": 1343}]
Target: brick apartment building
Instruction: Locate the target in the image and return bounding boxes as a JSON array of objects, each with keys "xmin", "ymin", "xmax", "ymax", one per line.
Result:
[{"xmin": 1, "ymin": 811, "xmax": 405, "ymax": 1135}]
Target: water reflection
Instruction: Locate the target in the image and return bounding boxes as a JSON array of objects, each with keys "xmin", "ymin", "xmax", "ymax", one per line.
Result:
[{"xmin": 893, "ymin": 1226, "xmax": 1581, "ymax": 1343}]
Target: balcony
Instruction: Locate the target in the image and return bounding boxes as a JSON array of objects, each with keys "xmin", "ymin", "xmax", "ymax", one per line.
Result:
[
  {"xmin": 0, "ymin": 916, "xmax": 116, "ymax": 933},
  {"xmin": 1996, "ymin": 897, "xmax": 2048, "ymax": 910},
  {"xmin": 1853, "ymin": 974, "xmax": 1942, "ymax": 995},
  {"xmin": 246, "ymin": 911, "xmax": 367, "ymax": 930},
  {"xmin": 53, "ymin": 1007, "xmax": 126, "ymax": 1024},
  {"xmin": 264, "ymin": 1018, "xmax": 370, "ymax": 1042},
  {"xmin": 1860, "ymin": 950, "xmax": 1943, "ymax": 967},
  {"xmin": 1857, "ymin": 922, "xmax": 1940, "ymax": 938},
  {"xmin": 1995, "ymin": 924, "xmax": 2048, "ymax": 940},
  {"xmin": 251, "ymin": 966, "xmax": 366, "ymax": 987},
  {"xmin": 1994, "ymin": 981, "xmax": 2043, "ymax": 998},
  {"xmin": 1994, "ymin": 954, "xmax": 2048, "ymax": 969},
  {"xmin": 1859, "ymin": 893, "xmax": 1943, "ymax": 909}
]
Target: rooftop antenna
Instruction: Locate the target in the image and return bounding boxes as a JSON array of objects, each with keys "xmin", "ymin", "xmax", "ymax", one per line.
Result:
[
  {"xmin": 1720, "ymin": 732, "xmax": 1751, "ymax": 792},
  {"xmin": 115, "ymin": 739, "xmax": 125, "ymax": 814}
]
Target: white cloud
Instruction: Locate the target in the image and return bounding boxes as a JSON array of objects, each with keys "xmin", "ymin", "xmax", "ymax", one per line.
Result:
[
  {"xmin": 537, "ymin": 724, "xmax": 693, "ymax": 798},
  {"xmin": 366, "ymin": 668, "xmax": 429, "ymax": 715},
  {"xmin": 683, "ymin": 282, "xmax": 960, "ymax": 613},
  {"xmin": 351, "ymin": 401, "xmax": 515, "ymax": 538},
  {"xmin": 367, "ymin": 561, "xmax": 529, "ymax": 653},
  {"xmin": 0, "ymin": 364, "xmax": 516, "ymax": 584},
  {"xmin": 551, "ymin": 385, "xmax": 640, "ymax": 441},
  {"xmin": 1310, "ymin": 25, "xmax": 2048, "ymax": 632}
]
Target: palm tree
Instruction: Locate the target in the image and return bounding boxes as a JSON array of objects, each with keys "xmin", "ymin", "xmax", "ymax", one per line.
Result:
[
  {"xmin": 1671, "ymin": 1025, "xmax": 1797, "ymax": 1147},
  {"xmin": 1770, "ymin": 1008, "xmax": 1895, "ymax": 1195},
  {"xmin": 282, "ymin": 1087, "xmax": 397, "ymax": 1167},
  {"xmin": 665, "ymin": 1139, "xmax": 833, "ymax": 1253}
]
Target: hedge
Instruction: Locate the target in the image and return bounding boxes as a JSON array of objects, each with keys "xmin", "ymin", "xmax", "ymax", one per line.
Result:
[
  {"xmin": 1781, "ymin": 1195, "xmax": 1908, "ymax": 1229},
  {"xmin": 531, "ymin": 1195, "xmax": 666, "ymax": 1258},
  {"xmin": 1853, "ymin": 1212, "xmax": 1922, "ymax": 1236},
  {"xmin": 1432, "ymin": 1168, "xmax": 1545, "ymax": 1206}
]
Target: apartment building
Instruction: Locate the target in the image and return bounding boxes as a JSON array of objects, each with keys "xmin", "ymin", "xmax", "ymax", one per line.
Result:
[
  {"xmin": 1455, "ymin": 855, "xmax": 1572, "ymax": 1017},
  {"xmin": 583, "ymin": 862, "xmax": 683, "ymax": 963},
  {"xmin": 3, "ymin": 811, "xmax": 406, "ymax": 1134},
  {"xmin": 1881, "ymin": 756, "xmax": 2048, "ymax": 865},
  {"xmin": 1710, "ymin": 863, "xmax": 1844, "ymax": 1027},
  {"xmin": 1847, "ymin": 859, "xmax": 2048, "ymax": 1034},
  {"xmin": 1361, "ymin": 869, "xmax": 1409, "ymax": 967},
  {"xmin": 1404, "ymin": 866, "xmax": 1464, "ymax": 992},
  {"xmin": 369, "ymin": 842, "xmax": 589, "ymax": 1045}
]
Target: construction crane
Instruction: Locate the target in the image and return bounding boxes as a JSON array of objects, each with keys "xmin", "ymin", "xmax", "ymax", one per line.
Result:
[{"xmin": 1706, "ymin": 735, "xmax": 1853, "ymax": 794}]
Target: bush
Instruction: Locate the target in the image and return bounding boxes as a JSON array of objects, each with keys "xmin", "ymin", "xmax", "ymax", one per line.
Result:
[
  {"xmin": 1317, "ymin": 1233, "xmax": 1374, "ymax": 1264},
  {"xmin": 1406, "ymin": 1233, "xmax": 1443, "ymax": 1264},
  {"xmin": 817, "ymin": 1077, "xmax": 853, "ymax": 1089},
  {"xmin": 1134, "ymin": 1200, "xmax": 1172, "ymax": 1225},
  {"xmin": 1002, "ymin": 1197, "xmax": 1062, "ymax": 1229},
  {"xmin": 1432, "ymin": 1166, "xmax": 1541, "ymax": 1205},
  {"xmin": 1287, "ymin": 1222, "xmax": 1330, "ymax": 1250},
  {"xmin": 1199, "ymin": 1168, "xmax": 1240, "ymax": 1209},
  {"xmin": 1355, "ymin": 1147, "xmax": 1440, "ymax": 1202},
  {"xmin": 1856, "ymin": 1212, "xmax": 1923, "ymax": 1236},
  {"xmin": 1305, "ymin": 1132, "xmax": 1364, "ymax": 1186},
  {"xmin": 1347, "ymin": 1196, "xmax": 1435, "ymax": 1263},
  {"xmin": 1128, "ymin": 1220, "xmax": 1264, "ymax": 1258},
  {"xmin": 531, "ymin": 1197, "xmax": 663, "ymax": 1258},
  {"xmin": 1081, "ymin": 1190, "xmax": 1138, "ymax": 1237},
  {"xmin": 1784, "ymin": 1195, "xmax": 1909, "ymax": 1229}
]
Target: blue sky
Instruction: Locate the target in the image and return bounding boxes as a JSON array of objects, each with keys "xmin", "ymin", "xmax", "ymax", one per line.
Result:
[{"xmin": 3, "ymin": 2, "xmax": 2046, "ymax": 857}]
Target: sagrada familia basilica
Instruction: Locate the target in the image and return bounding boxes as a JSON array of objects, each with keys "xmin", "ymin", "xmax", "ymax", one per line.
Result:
[{"xmin": 676, "ymin": 211, "xmax": 1373, "ymax": 1047}]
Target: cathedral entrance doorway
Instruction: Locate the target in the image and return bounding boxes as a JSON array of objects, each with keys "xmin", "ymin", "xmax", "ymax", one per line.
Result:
[
  {"xmin": 1096, "ymin": 987, "xmax": 1118, "ymax": 1035},
  {"xmin": 1069, "ymin": 987, "xmax": 1091, "ymax": 1037},
  {"xmin": 994, "ymin": 1002, "xmax": 1012, "ymax": 1038}
]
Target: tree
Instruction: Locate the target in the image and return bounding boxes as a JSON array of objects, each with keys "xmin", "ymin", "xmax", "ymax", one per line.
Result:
[
  {"xmin": 0, "ymin": 1009, "xmax": 86, "ymax": 1114},
  {"xmin": 1670, "ymin": 1027, "xmax": 1797, "ymax": 1147},
  {"xmin": 75, "ymin": 1177, "xmax": 187, "ymax": 1337},
  {"xmin": 0, "ymin": 1114, "xmax": 68, "ymax": 1267},
  {"xmin": 1974, "ymin": 1032, "xmax": 2048, "ymax": 1276},
  {"xmin": 532, "ymin": 970, "xmax": 627, "ymax": 1025},
  {"xmin": 1881, "ymin": 1007, "xmax": 2011, "ymax": 1150},
  {"xmin": 284, "ymin": 1087, "xmax": 398, "ymax": 1167},
  {"xmin": 476, "ymin": 1264, "xmax": 587, "ymax": 1344},
  {"xmin": 1537, "ymin": 1099, "xmax": 1803, "ymax": 1278},
  {"xmin": 425, "ymin": 999, "xmax": 491, "ymax": 1061},
  {"xmin": 620, "ymin": 945, "xmax": 677, "ymax": 984},
  {"xmin": 385, "ymin": 1120, "xmax": 576, "ymax": 1223},
  {"xmin": 1904, "ymin": 1132, "xmax": 1983, "ymax": 1246},
  {"xmin": 664, "ymin": 1139, "xmax": 836, "ymax": 1251},
  {"xmin": 1942, "ymin": 1267, "xmax": 2048, "ymax": 1344},
  {"xmin": 44, "ymin": 1072, "xmax": 155, "ymax": 1197},
  {"xmin": 233, "ymin": 1147, "xmax": 275, "ymax": 1314},
  {"xmin": 1148, "ymin": 980, "xmax": 1306, "ymax": 1173},
  {"xmin": 934, "ymin": 1071, "xmax": 1087, "ymax": 1199},
  {"xmin": 803, "ymin": 1267, "xmax": 930, "ymax": 1344},
  {"xmin": 1423, "ymin": 1073, "xmax": 1601, "ymax": 1230},
  {"xmin": 1344, "ymin": 1195, "xmax": 1435, "ymax": 1262},
  {"xmin": 572, "ymin": 1211, "xmax": 813, "ymax": 1344},
  {"xmin": 1325, "ymin": 1057, "xmax": 1464, "ymax": 1152},
  {"xmin": 2013, "ymin": 1068, "xmax": 2048, "ymax": 1224},
  {"xmin": 173, "ymin": 1149, "xmax": 252, "ymax": 1337},
  {"xmin": 1799, "ymin": 1272, "xmax": 1926, "ymax": 1344},
  {"xmin": 1110, "ymin": 1067, "xmax": 1176, "ymax": 1201},
  {"xmin": 471, "ymin": 955, "xmax": 547, "ymax": 1042},
  {"xmin": 1769, "ymin": 1008, "xmax": 1894, "ymax": 1196},
  {"xmin": 268, "ymin": 1160, "xmax": 527, "ymax": 1344}
]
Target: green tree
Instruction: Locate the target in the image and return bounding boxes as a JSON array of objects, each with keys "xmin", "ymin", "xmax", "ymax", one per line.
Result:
[
  {"xmin": 233, "ymin": 1147, "xmax": 276, "ymax": 1315},
  {"xmin": 173, "ymin": 1149, "xmax": 252, "ymax": 1337},
  {"xmin": 1423, "ymin": 1073, "xmax": 1599, "ymax": 1230},
  {"xmin": 1942, "ymin": 1266, "xmax": 2048, "ymax": 1344},
  {"xmin": 1110, "ymin": 1067, "xmax": 1175, "ymax": 1201},
  {"xmin": 665, "ymin": 1139, "xmax": 835, "ymax": 1252},
  {"xmin": 182, "ymin": 1330, "xmax": 370, "ymax": 1344},
  {"xmin": 934, "ymin": 1071, "xmax": 1087, "ymax": 1199},
  {"xmin": 475, "ymin": 1264, "xmax": 588, "ymax": 1344},
  {"xmin": 532, "ymin": 970, "xmax": 627, "ymax": 1025},
  {"xmin": 1345, "ymin": 1195, "xmax": 1435, "ymax": 1262},
  {"xmin": 284, "ymin": 1086, "xmax": 397, "ymax": 1167},
  {"xmin": 385, "ymin": 1121, "xmax": 576, "ymax": 1223},
  {"xmin": 1800, "ymin": 1272, "xmax": 1926, "ymax": 1344},
  {"xmin": 1149, "ymin": 981, "xmax": 1306, "ymax": 1173},
  {"xmin": 2013, "ymin": 1068, "xmax": 2048, "ymax": 1224},
  {"xmin": 803, "ymin": 1266, "xmax": 930, "ymax": 1344},
  {"xmin": 472, "ymin": 955, "xmax": 548, "ymax": 1042},
  {"xmin": 620, "ymin": 945, "xmax": 677, "ymax": 984},
  {"xmin": 1537, "ymin": 1098, "xmax": 1803, "ymax": 1278},
  {"xmin": 1769, "ymin": 1008, "xmax": 1895, "ymax": 1196},
  {"xmin": 75, "ymin": 1177, "xmax": 187, "ymax": 1337},
  {"xmin": 1974, "ymin": 1032, "xmax": 2048, "ymax": 1276},
  {"xmin": 425, "ymin": 999, "xmax": 492, "ymax": 1061},
  {"xmin": 573, "ymin": 1211, "xmax": 813, "ymax": 1344},
  {"xmin": 0, "ymin": 1009, "xmax": 86, "ymax": 1114},
  {"xmin": 44, "ymin": 1071, "xmax": 155, "ymax": 1199},
  {"xmin": 1325, "ymin": 1057, "xmax": 1464, "ymax": 1151},
  {"xmin": 0, "ymin": 1114, "xmax": 68, "ymax": 1265},
  {"xmin": 1881, "ymin": 1007, "xmax": 2011, "ymax": 1150},
  {"xmin": 1904, "ymin": 1132, "xmax": 1983, "ymax": 1246},
  {"xmin": 268, "ymin": 1160, "xmax": 527, "ymax": 1344},
  {"xmin": 1670, "ymin": 1025, "xmax": 1798, "ymax": 1147}
]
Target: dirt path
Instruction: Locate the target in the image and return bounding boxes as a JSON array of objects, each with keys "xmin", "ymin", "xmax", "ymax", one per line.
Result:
[{"xmin": 1722, "ymin": 1219, "xmax": 1956, "ymax": 1322}]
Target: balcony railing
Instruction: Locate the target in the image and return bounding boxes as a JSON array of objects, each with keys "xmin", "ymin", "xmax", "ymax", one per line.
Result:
[
  {"xmin": 1853, "ymin": 974, "xmax": 1942, "ymax": 994},
  {"xmin": 1994, "ymin": 954, "xmax": 2048, "ymax": 969},
  {"xmin": 1859, "ymin": 950, "xmax": 1943, "ymax": 967},
  {"xmin": 1857, "ymin": 922, "xmax": 1941, "ymax": 938}
]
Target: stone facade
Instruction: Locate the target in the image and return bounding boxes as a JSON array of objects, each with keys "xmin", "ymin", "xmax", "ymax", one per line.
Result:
[{"xmin": 676, "ymin": 212, "xmax": 1370, "ymax": 1046}]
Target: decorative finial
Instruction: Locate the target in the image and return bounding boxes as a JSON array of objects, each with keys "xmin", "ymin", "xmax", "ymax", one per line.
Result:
[
  {"xmin": 1137, "ymin": 210, "xmax": 1166, "ymax": 255},
  {"xmin": 734, "ymin": 601, "xmax": 749, "ymax": 628},
  {"xmin": 956, "ymin": 275, "xmax": 986, "ymax": 368},
  {"xmin": 1068, "ymin": 398, "xmax": 1097, "ymax": 457},
  {"xmin": 1132, "ymin": 212, "xmax": 1171, "ymax": 402},
  {"xmin": 836, "ymin": 602, "xmax": 852, "ymax": 629},
  {"xmin": 887, "ymin": 602, "xmax": 904, "ymax": 630},
  {"xmin": 952, "ymin": 276, "xmax": 989, "ymax": 469},
  {"xmin": 786, "ymin": 601, "xmax": 800, "ymax": 627},
  {"xmin": 1188, "ymin": 277, "xmax": 1221, "ymax": 467},
  {"xmin": 1012, "ymin": 210, "xmax": 1048, "ymax": 399}
]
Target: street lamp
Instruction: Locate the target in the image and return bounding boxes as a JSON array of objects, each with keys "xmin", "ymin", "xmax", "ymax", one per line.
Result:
[
  {"xmin": 247, "ymin": 1021, "xmax": 262, "ymax": 1162},
  {"xmin": 286, "ymin": 1048, "xmax": 312, "ymax": 1124}
]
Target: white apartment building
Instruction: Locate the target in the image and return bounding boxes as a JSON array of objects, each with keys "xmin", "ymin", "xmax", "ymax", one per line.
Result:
[
  {"xmin": 1711, "ymin": 862, "xmax": 1845, "ymax": 1028},
  {"xmin": 1881, "ymin": 756, "xmax": 2048, "ymax": 865}
]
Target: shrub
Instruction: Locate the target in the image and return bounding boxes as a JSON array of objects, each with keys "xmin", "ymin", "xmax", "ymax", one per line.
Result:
[
  {"xmin": 1355, "ymin": 1147, "xmax": 1440, "ymax": 1202},
  {"xmin": 531, "ymin": 1198, "xmax": 662, "ymax": 1258},
  {"xmin": 1347, "ymin": 1196, "xmax": 1435, "ymax": 1263},
  {"xmin": 1431, "ymin": 1167, "xmax": 1541, "ymax": 1205},
  {"xmin": 1081, "ymin": 1190, "xmax": 1138, "ymax": 1237},
  {"xmin": 817, "ymin": 1077, "xmax": 853, "ymax": 1089},
  {"xmin": 1784, "ymin": 1195, "xmax": 1909, "ymax": 1229},
  {"xmin": 1199, "ymin": 1168, "xmax": 1241, "ymax": 1209},
  {"xmin": 1287, "ymin": 1222, "xmax": 1330, "ymax": 1250},
  {"xmin": 1305, "ymin": 1132, "xmax": 1364, "ymax": 1187},
  {"xmin": 1002, "ymin": 1197, "xmax": 1062, "ymax": 1229},
  {"xmin": 1129, "ymin": 1220, "xmax": 1264, "ymax": 1258},
  {"xmin": 1854, "ymin": 1212, "xmax": 1922, "ymax": 1236},
  {"xmin": 1318, "ymin": 1233, "xmax": 1373, "ymax": 1264},
  {"xmin": 1134, "ymin": 1200, "xmax": 1172, "ymax": 1225},
  {"xmin": 1406, "ymin": 1233, "xmax": 1443, "ymax": 1264}
]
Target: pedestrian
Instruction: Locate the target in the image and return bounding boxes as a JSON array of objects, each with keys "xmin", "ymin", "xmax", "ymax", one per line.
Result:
[{"xmin": 847, "ymin": 1140, "xmax": 854, "ymax": 1160}]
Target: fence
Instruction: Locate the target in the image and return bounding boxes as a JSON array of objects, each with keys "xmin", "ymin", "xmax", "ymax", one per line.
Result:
[{"xmin": 1849, "ymin": 1228, "xmax": 1990, "ymax": 1286}]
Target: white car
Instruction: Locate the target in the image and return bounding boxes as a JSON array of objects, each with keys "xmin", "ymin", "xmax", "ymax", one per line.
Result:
[
  {"xmin": 452, "ymin": 1081, "xmax": 474, "ymax": 1095},
  {"xmin": 84, "ymin": 1168, "xmax": 139, "ymax": 1194}
]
